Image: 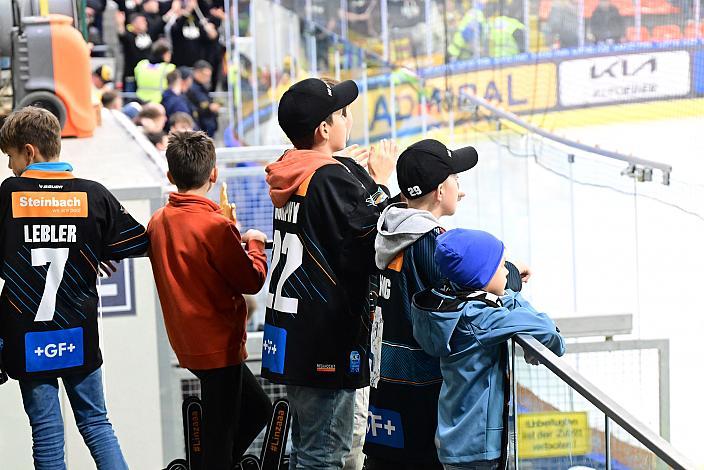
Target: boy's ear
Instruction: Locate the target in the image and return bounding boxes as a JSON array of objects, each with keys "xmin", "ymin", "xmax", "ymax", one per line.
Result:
[
  {"xmin": 436, "ymin": 181, "xmax": 444, "ymax": 202},
  {"xmin": 23, "ymin": 144, "xmax": 36, "ymax": 165},
  {"xmin": 210, "ymin": 167, "xmax": 218, "ymax": 183},
  {"xmin": 166, "ymin": 171, "xmax": 176, "ymax": 185},
  {"xmin": 316, "ymin": 121, "xmax": 329, "ymax": 143}
]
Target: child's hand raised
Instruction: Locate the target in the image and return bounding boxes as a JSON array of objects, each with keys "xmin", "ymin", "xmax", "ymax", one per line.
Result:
[
  {"xmin": 368, "ymin": 139, "xmax": 398, "ymax": 186},
  {"xmin": 339, "ymin": 144, "xmax": 370, "ymax": 171}
]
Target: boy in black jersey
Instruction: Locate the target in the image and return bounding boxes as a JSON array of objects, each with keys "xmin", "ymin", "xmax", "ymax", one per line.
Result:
[
  {"xmin": 0, "ymin": 107, "xmax": 147, "ymax": 469},
  {"xmin": 262, "ymin": 78, "xmax": 396, "ymax": 469},
  {"xmin": 366, "ymin": 140, "xmax": 529, "ymax": 470}
]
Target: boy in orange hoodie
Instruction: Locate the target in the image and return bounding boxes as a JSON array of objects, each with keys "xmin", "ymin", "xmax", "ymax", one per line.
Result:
[{"xmin": 147, "ymin": 131, "xmax": 272, "ymax": 470}]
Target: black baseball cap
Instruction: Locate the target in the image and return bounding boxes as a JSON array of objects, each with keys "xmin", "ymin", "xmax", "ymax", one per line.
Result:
[
  {"xmin": 278, "ymin": 78, "xmax": 359, "ymax": 141},
  {"xmin": 397, "ymin": 139, "xmax": 478, "ymax": 199}
]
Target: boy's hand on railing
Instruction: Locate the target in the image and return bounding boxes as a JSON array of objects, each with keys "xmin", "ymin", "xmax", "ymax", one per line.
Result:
[
  {"xmin": 509, "ymin": 259, "xmax": 532, "ymax": 283},
  {"xmin": 523, "ymin": 349, "xmax": 540, "ymax": 366},
  {"xmin": 368, "ymin": 139, "xmax": 398, "ymax": 187}
]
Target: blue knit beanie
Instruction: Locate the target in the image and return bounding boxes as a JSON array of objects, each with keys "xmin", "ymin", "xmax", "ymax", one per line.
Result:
[{"xmin": 435, "ymin": 229, "xmax": 505, "ymax": 289}]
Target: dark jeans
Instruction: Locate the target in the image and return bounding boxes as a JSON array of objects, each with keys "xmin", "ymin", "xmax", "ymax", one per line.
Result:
[
  {"xmin": 190, "ymin": 364, "xmax": 272, "ymax": 470},
  {"xmin": 365, "ymin": 456, "xmax": 443, "ymax": 470}
]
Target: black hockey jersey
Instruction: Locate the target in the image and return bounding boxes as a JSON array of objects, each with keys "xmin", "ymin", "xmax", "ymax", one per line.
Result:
[
  {"xmin": 0, "ymin": 167, "xmax": 148, "ymax": 380},
  {"xmin": 261, "ymin": 160, "xmax": 390, "ymax": 389}
]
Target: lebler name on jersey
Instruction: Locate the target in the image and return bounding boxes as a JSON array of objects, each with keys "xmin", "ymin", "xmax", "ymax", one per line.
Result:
[{"xmin": 23, "ymin": 225, "xmax": 77, "ymax": 243}]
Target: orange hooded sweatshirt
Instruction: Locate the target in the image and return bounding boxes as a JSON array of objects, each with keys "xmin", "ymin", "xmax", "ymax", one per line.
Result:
[
  {"xmin": 147, "ymin": 192, "xmax": 267, "ymax": 370},
  {"xmin": 265, "ymin": 149, "xmax": 341, "ymax": 208}
]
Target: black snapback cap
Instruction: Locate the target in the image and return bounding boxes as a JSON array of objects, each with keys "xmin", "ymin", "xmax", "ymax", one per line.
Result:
[
  {"xmin": 278, "ymin": 78, "xmax": 359, "ymax": 141},
  {"xmin": 397, "ymin": 139, "xmax": 478, "ymax": 199}
]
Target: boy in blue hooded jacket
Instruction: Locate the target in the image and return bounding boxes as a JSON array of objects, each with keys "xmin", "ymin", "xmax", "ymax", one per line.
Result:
[{"xmin": 411, "ymin": 229, "xmax": 565, "ymax": 470}]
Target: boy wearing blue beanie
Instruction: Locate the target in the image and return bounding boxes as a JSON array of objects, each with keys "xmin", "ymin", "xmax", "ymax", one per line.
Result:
[{"xmin": 411, "ymin": 229, "xmax": 566, "ymax": 470}]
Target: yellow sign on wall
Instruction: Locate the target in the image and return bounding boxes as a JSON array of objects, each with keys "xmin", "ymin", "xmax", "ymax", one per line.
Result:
[{"xmin": 517, "ymin": 411, "xmax": 591, "ymax": 459}]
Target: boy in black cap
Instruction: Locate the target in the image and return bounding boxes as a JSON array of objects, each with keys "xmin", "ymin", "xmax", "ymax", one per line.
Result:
[
  {"xmin": 366, "ymin": 139, "xmax": 528, "ymax": 469},
  {"xmin": 262, "ymin": 77, "xmax": 396, "ymax": 469}
]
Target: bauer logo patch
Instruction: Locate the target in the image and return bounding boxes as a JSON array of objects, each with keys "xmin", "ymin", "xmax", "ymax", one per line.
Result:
[
  {"xmin": 25, "ymin": 327, "xmax": 84, "ymax": 372},
  {"xmin": 366, "ymin": 406, "xmax": 404, "ymax": 449},
  {"xmin": 262, "ymin": 324, "xmax": 286, "ymax": 374}
]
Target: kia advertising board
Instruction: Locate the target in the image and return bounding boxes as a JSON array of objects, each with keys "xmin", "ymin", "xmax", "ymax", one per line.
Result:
[{"xmin": 558, "ymin": 51, "xmax": 691, "ymax": 107}]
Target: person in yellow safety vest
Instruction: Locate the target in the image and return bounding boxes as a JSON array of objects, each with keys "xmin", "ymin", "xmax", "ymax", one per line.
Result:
[
  {"xmin": 448, "ymin": 2, "xmax": 487, "ymax": 61},
  {"xmin": 135, "ymin": 39, "xmax": 176, "ymax": 103},
  {"xmin": 485, "ymin": 2, "xmax": 526, "ymax": 58}
]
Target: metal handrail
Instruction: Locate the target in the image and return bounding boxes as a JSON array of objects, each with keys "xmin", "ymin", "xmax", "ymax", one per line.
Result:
[
  {"xmin": 512, "ymin": 334, "xmax": 695, "ymax": 469},
  {"xmin": 462, "ymin": 92, "xmax": 672, "ymax": 185}
]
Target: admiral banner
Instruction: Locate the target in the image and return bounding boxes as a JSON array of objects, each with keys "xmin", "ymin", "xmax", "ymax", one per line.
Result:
[
  {"xmin": 559, "ymin": 51, "xmax": 691, "ymax": 107},
  {"xmin": 350, "ymin": 63, "xmax": 558, "ymax": 140}
]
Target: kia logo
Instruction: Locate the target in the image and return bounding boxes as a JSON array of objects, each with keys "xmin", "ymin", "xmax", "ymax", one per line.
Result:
[{"xmin": 590, "ymin": 57, "xmax": 657, "ymax": 79}]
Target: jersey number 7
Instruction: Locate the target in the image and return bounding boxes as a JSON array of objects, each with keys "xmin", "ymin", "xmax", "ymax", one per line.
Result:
[{"xmin": 31, "ymin": 248, "xmax": 69, "ymax": 322}]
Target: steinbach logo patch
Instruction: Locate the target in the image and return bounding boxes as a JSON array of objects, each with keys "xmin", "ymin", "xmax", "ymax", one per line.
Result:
[
  {"xmin": 262, "ymin": 324, "xmax": 287, "ymax": 374},
  {"xmin": 366, "ymin": 406, "xmax": 404, "ymax": 449},
  {"xmin": 25, "ymin": 327, "xmax": 84, "ymax": 372},
  {"xmin": 12, "ymin": 192, "xmax": 88, "ymax": 218}
]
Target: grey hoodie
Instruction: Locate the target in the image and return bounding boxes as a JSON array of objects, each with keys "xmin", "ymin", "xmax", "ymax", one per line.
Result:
[{"xmin": 375, "ymin": 203, "xmax": 441, "ymax": 270}]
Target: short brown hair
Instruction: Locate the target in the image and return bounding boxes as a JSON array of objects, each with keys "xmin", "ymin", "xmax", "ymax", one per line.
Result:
[
  {"xmin": 290, "ymin": 114, "xmax": 334, "ymax": 150},
  {"xmin": 0, "ymin": 106, "xmax": 61, "ymax": 158},
  {"xmin": 165, "ymin": 131, "xmax": 215, "ymax": 190}
]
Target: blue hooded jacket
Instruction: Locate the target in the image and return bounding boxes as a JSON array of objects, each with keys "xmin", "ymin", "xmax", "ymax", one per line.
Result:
[{"xmin": 411, "ymin": 288, "xmax": 565, "ymax": 465}]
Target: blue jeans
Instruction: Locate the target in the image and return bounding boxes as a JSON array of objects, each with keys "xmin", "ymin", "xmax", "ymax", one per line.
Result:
[
  {"xmin": 19, "ymin": 367, "xmax": 128, "ymax": 470},
  {"xmin": 286, "ymin": 385, "xmax": 356, "ymax": 470}
]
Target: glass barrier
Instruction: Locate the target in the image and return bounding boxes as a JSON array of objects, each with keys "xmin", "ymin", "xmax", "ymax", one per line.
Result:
[{"xmin": 512, "ymin": 341, "xmax": 608, "ymax": 469}]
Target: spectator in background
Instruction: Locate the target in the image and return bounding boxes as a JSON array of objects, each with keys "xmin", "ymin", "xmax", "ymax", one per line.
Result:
[
  {"xmin": 486, "ymin": 2, "xmax": 526, "ymax": 58},
  {"xmin": 117, "ymin": 11, "xmax": 153, "ymax": 92},
  {"xmin": 162, "ymin": 69, "xmax": 198, "ymax": 129},
  {"xmin": 101, "ymin": 90, "xmax": 124, "ymax": 111},
  {"xmin": 169, "ymin": 112, "xmax": 196, "ymax": 132},
  {"xmin": 547, "ymin": 0, "xmax": 580, "ymax": 48},
  {"xmin": 168, "ymin": 0, "xmax": 220, "ymax": 68},
  {"xmin": 146, "ymin": 130, "xmax": 169, "ymax": 150},
  {"xmin": 448, "ymin": 1, "xmax": 486, "ymax": 61},
  {"xmin": 136, "ymin": 102, "xmax": 168, "ymax": 134},
  {"xmin": 85, "ymin": 1, "xmax": 106, "ymax": 45},
  {"xmin": 135, "ymin": 39, "xmax": 176, "ymax": 103},
  {"xmin": 142, "ymin": 0, "xmax": 167, "ymax": 41},
  {"xmin": 92, "ymin": 65, "xmax": 114, "ymax": 93},
  {"xmin": 590, "ymin": 0, "xmax": 625, "ymax": 44},
  {"xmin": 187, "ymin": 61, "xmax": 220, "ymax": 137}
]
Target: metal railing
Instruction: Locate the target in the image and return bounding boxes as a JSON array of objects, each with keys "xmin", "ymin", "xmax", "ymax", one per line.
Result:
[
  {"xmin": 511, "ymin": 334, "xmax": 695, "ymax": 469},
  {"xmin": 460, "ymin": 92, "xmax": 673, "ymax": 185}
]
